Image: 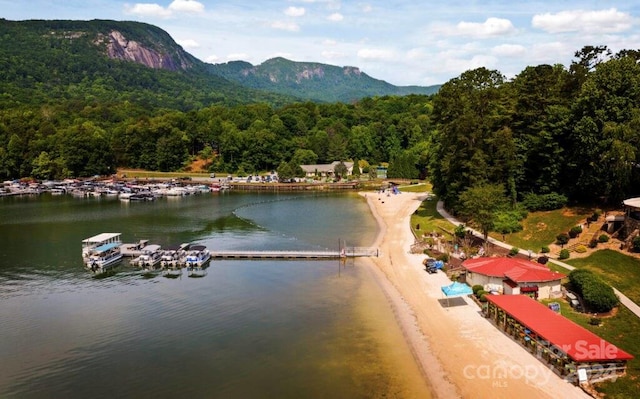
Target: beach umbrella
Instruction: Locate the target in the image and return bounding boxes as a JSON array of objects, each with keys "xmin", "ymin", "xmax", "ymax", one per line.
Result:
[{"xmin": 441, "ymin": 282, "xmax": 472, "ymax": 307}]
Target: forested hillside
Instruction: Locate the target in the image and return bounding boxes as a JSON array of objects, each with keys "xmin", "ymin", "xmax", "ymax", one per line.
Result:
[
  {"xmin": 207, "ymin": 57, "xmax": 440, "ymax": 103},
  {"xmin": 1, "ymin": 17, "xmax": 640, "ymax": 210}
]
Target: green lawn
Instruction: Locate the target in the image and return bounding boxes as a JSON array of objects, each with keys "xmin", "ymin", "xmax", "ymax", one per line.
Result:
[
  {"xmin": 492, "ymin": 208, "xmax": 591, "ymax": 252},
  {"xmin": 565, "ymin": 249, "xmax": 640, "ymax": 309},
  {"xmin": 409, "ymin": 193, "xmax": 455, "ymax": 242}
]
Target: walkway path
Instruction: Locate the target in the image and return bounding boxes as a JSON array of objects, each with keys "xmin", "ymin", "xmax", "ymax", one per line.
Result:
[{"xmin": 435, "ymin": 201, "xmax": 640, "ymax": 319}]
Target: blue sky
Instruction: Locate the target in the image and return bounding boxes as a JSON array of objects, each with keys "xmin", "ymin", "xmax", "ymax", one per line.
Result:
[{"xmin": 2, "ymin": 0, "xmax": 640, "ymax": 86}]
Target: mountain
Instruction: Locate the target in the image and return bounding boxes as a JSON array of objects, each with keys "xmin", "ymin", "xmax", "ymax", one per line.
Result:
[
  {"xmin": 0, "ymin": 19, "xmax": 439, "ymax": 109},
  {"xmin": 0, "ymin": 18, "xmax": 296, "ymax": 110},
  {"xmin": 207, "ymin": 57, "xmax": 441, "ymax": 103}
]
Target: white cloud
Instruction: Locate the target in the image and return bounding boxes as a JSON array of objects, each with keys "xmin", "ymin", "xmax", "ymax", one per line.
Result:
[
  {"xmin": 124, "ymin": 3, "xmax": 172, "ymax": 18},
  {"xmin": 205, "ymin": 54, "xmax": 220, "ymax": 63},
  {"xmin": 491, "ymin": 44, "xmax": 526, "ymax": 57},
  {"xmin": 361, "ymin": 4, "xmax": 373, "ymax": 13},
  {"xmin": 328, "ymin": 13, "xmax": 344, "ymax": 22},
  {"xmin": 176, "ymin": 39, "xmax": 200, "ymax": 48},
  {"xmin": 271, "ymin": 21, "xmax": 300, "ymax": 31},
  {"xmin": 357, "ymin": 48, "xmax": 395, "ymax": 61},
  {"xmin": 456, "ymin": 17, "xmax": 516, "ymax": 37},
  {"xmin": 323, "ymin": 39, "xmax": 337, "ymax": 46},
  {"xmin": 168, "ymin": 0, "xmax": 204, "ymax": 14},
  {"xmin": 532, "ymin": 8, "xmax": 632, "ymax": 34},
  {"xmin": 285, "ymin": 6, "xmax": 306, "ymax": 17},
  {"xmin": 124, "ymin": 0, "xmax": 204, "ymax": 18}
]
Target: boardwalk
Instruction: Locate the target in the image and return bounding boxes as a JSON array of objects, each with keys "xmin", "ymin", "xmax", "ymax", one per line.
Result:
[{"xmin": 211, "ymin": 247, "xmax": 378, "ymax": 260}]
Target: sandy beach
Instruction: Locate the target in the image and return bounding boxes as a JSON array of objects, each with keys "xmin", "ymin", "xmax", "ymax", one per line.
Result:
[{"xmin": 360, "ymin": 191, "xmax": 591, "ymax": 399}]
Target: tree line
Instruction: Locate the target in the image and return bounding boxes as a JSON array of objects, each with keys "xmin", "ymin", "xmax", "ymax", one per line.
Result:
[{"xmin": 2, "ymin": 44, "xmax": 640, "ymax": 217}]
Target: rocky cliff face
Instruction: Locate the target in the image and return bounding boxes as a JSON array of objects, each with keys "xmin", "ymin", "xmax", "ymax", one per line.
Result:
[{"xmin": 98, "ymin": 30, "xmax": 192, "ymax": 71}]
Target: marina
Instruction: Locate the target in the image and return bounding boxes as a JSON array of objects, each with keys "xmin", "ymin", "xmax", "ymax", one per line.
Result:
[{"xmin": 84, "ymin": 232, "xmax": 379, "ymax": 275}]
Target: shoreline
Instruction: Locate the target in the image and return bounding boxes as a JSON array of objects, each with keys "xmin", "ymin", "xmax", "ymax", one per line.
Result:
[{"xmin": 360, "ymin": 191, "xmax": 590, "ymax": 399}]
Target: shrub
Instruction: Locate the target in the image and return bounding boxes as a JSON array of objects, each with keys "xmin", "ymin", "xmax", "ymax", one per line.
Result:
[
  {"xmin": 575, "ymin": 245, "xmax": 587, "ymax": 253},
  {"xmin": 537, "ymin": 256, "xmax": 549, "ymax": 264},
  {"xmin": 478, "ymin": 293, "xmax": 488, "ymax": 302},
  {"xmin": 588, "ymin": 239, "xmax": 598, "ymax": 248},
  {"xmin": 568, "ymin": 269, "xmax": 618, "ymax": 313},
  {"xmin": 472, "ymin": 285, "xmax": 484, "ymax": 295},
  {"xmin": 540, "ymin": 246, "xmax": 550, "ymax": 253},
  {"xmin": 569, "ymin": 225, "xmax": 583, "ymax": 238},
  {"xmin": 521, "ymin": 192, "xmax": 568, "ymax": 211},
  {"xmin": 556, "ymin": 233, "xmax": 570, "ymax": 246},
  {"xmin": 589, "ymin": 317, "xmax": 602, "ymax": 326},
  {"xmin": 558, "ymin": 249, "xmax": 570, "ymax": 260},
  {"xmin": 633, "ymin": 236, "xmax": 640, "ymax": 252},
  {"xmin": 437, "ymin": 253, "xmax": 450, "ymax": 262},
  {"xmin": 591, "ymin": 211, "xmax": 602, "ymax": 222},
  {"xmin": 509, "ymin": 247, "xmax": 520, "ymax": 257},
  {"xmin": 598, "ymin": 234, "xmax": 609, "ymax": 243}
]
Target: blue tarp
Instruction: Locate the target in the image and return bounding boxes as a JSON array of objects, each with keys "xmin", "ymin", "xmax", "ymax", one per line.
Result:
[{"xmin": 441, "ymin": 282, "xmax": 473, "ymax": 297}]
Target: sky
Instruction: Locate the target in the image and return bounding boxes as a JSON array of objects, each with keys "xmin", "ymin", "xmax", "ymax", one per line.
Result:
[{"xmin": 2, "ymin": 0, "xmax": 640, "ymax": 86}]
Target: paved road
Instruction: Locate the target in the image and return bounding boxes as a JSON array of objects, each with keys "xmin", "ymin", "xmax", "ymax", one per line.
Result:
[{"xmin": 435, "ymin": 200, "xmax": 640, "ymax": 319}]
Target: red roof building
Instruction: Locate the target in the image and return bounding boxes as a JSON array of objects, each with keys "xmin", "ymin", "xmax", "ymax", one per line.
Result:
[
  {"xmin": 485, "ymin": 294, "xmax": 633, "ymax": 383},
  {"xmin": 463, "ymin": 257, "xmax": 566, "ymax": 299}
]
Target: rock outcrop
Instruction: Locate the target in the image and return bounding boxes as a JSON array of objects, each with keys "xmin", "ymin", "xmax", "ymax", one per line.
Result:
[{"xmin": 98, "ymin": 30, "xmax": 192, "ymax": 71}]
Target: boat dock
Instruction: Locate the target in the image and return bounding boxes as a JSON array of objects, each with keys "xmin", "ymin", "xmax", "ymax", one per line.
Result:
[
  {"xmin": 89, "ymin": 234, "xmax": 378, "ymax": 264},
  {"xmin": 210, "ymin": 247, "xmax": 378, "ymax": 260}
]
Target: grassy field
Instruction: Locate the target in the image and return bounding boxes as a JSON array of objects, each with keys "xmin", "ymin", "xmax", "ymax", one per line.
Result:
[{"xmin": 490, "ymin": 208, "xmax": 591, "ymax": 253}]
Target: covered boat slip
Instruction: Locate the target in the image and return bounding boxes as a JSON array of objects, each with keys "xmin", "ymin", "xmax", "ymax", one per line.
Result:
[
  {"xmin": 82, "ymin": 233, "xmax": 122, "ymax": 256},
  {"xmin": 485, "ymin": 295, "xmax": 633, "ymax": 384}
]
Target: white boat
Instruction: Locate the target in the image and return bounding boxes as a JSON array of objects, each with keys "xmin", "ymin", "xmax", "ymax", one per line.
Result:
[
  {"xmin": 130, "ymin": 244, "xmax": 163, "ymax": 269},
  {"xmin": 181, "ymin": 245, "xmax": 211, "ymax": 267},
  {"xmin": 82, "ymin": 233, "xmax": 122, "ymax": 260},
  {"xmin": 85, "ymin": 242, "xmax": 123, "ymax": 273},
  {"xmin": 159, "ymin": 244, "xmax": 188, "ymax": 267}
]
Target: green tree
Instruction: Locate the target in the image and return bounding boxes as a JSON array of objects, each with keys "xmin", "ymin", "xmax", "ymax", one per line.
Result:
[{"xmin": 458, "ymin": 184, "xmax": 509, "ymax": 242}]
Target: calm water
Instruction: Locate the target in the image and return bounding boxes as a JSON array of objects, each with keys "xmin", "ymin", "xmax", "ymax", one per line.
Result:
[{"xmin": 0, "ymin": 191, "xmax": 430, "ymax": 398}]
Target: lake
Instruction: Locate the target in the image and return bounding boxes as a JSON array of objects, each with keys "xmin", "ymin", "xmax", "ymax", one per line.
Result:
[{"xmin": 0, "ymin": 191, "xmax": 430, "ymax": 398}]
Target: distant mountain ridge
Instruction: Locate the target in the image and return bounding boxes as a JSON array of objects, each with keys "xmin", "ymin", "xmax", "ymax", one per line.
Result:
[
  {"xmin": 0, "ymin": 18, "xmax": 439, "ymax": 106},
  {"xmin": 207, "ymin": 57, "xmax": 440, "ymax": 102}
]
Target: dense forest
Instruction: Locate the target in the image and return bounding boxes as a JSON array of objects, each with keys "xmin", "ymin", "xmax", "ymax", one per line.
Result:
[{"xmin": 2, "ymin": 18, "xmax": 640, "ymax": 211}]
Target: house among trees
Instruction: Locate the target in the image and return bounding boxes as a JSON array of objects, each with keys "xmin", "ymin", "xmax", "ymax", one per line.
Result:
[
  {"xmin": 620, "ymin": 197, "xmax": 640, "ymax": 245},
  {"xmin": 462, "ymin": 257, "xmax": 565, "ymax": 299},
  {"xmin": 300, "ymin": 161, "xmax": 357, "ymax": 178}
]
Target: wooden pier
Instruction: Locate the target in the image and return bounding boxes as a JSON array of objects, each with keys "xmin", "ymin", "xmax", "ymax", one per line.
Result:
[{"xmin": 211, "ymin": 247, "xmax": 378, "ymax": 260}]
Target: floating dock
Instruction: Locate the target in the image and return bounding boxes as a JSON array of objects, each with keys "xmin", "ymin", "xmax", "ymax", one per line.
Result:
[{"xmin": 211, "ymin": 248, "xmax": 378, "ymax": 260}]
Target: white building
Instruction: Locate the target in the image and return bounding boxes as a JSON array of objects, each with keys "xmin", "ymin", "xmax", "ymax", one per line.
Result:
[{"xmin": 462, "ymin": 257, "xmax": 565, "ymax": 299}]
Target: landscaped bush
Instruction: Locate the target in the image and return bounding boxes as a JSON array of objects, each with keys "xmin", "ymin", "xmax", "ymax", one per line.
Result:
[
  {"xmin": 633, "ymin": 236, "xmax": 640, "ymax": 252},
  {"xmin": 590, "ymin": 211, "xmax": 602, "ymax": 222},
  {"xmin": 588, "ymin": 239, "xmax": 598, "ymax": 248},
  {"xmin": 509, "ymin": 247, "xmax": 520, "ymax": 257},
  {"xmin": 540, "ymin": 246, "xmax": 550, "ymax": 253},
  {"xmin": 537, "ymin": 256, "xmax": 549, "ymax": 264},
  {"xmin": 589, "ymin": 317, "xmax": 602, "ymax": 326},
  {"xmin": 568, "ymin": 225, "xmax": 583, "ymax": 238},
  {"xmin": 569, "ymin": 269, "xmax": 618, "ymax": 313},
  {"xmin": 437, "ymin": 253, "xmax": 450, "ymax": 262},
  {"xmin": 472, "ymin": 285, "xmax": 484, "ymax": 295},
  {"xmin": 558, "ymin": 249, "xmax": 570, "ymax": 260},
  {"xmin": 556, "ymin": 233, "xmax": 570, "ymax": 246},
  {"xmin": 598, "ymin": 234, "xmax": 609, "ymax": 243},
  {"xmin": 521, "ymin": 192, "xmax": 568, "ymax": 211},
  {"xmin": 575, "ymin": 245, "xmax": 587, "ymax": 253}
]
